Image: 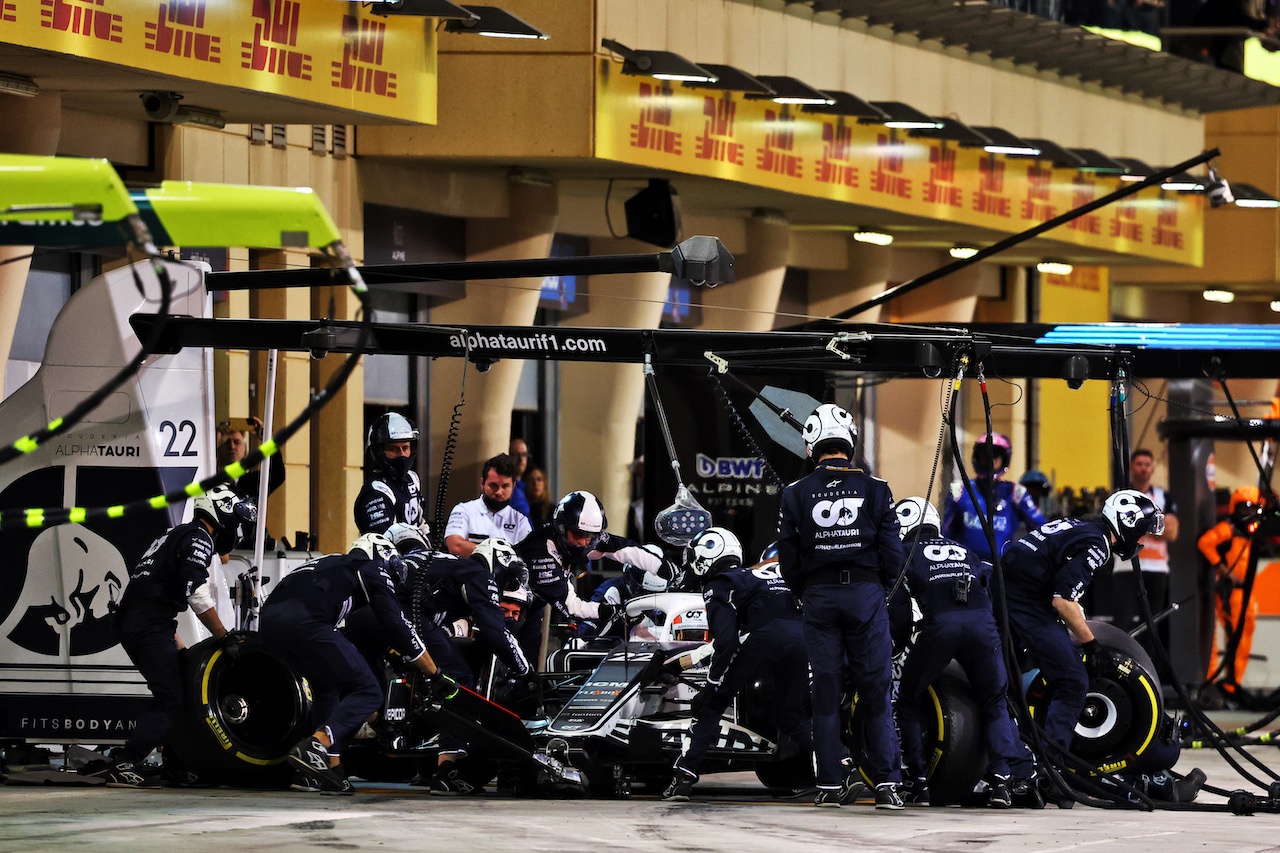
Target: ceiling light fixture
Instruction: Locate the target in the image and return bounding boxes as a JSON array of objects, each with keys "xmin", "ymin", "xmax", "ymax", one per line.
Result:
[
  {"xmin": 803, "ymin": 91, "xmax": 887, "ymax": 120},
  {"xmin": 973, "ymin": 126, "xmax": 1042, "ymax": 157},
  {"xmin": 0, "ymin": 71, "xmax": 38, "ymax": 98},
  {"xmin": 1161, "ymin": 170, "xmax": 1206, "ymax": 192},
  {"xmin": 1037, "ymin": 260, "xmax": 1073, "ymax": 276},
  {"xmin": 745, "ymin": 76, "xmax": 835, "ymax": 105},
  {"xmin": 1113, "ymin": 157, "xmax": 1156, "ymax": 182},
  {"xmin": 913, "ymin": 117, "xmax": 991, "ymax": 148},
  {"xmin": 683, "ymin": 64, "xmax": 773, "ymax": 95},
  {"xmin": 1233, "ymin": 183, "xmax": 1280, "ymax": 208},
  {"xmin": 1068, "ymin": 148, "xmax": 1126, "ymax": 174},
  {"xmin": 362, "ymin": 0, "xmax": 476, "ymax": 18},
  {"xmin": 853, "ymin": 230, "xmax": 893, "ymax": 246},
  {"xmin": 443, "ymin": 6, "xmax": 548, "ymax": 38},
  {"xmin": 950, "ymin": 245, "xmax": 980, "ymax": 260},
  {"xmin": 1203, "ymin": 288, "xmax": 1235, "ymax": 303},
  {"xmin": 1025, "ymin": 139, "xmax": 1085, "ymax": 169},
  {"xmin": 1270, "ymin": 299, "xmax": 1280, "ymax": 312},
  {"xmin": 864, "ymin": 101, "xmax": 944, "ymax": 130},
  {"xmin": 601, "ymin": 39, "xmax": 717, "ymax": 82}
]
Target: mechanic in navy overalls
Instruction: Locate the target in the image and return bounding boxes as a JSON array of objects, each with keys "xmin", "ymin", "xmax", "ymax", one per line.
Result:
[
  {"xmin": 81, "ymin": 484, "xmax": 255, "ymax": 787},
  {"xmin": 892, "ymin": 496, "xmax": 1023, "ymax": 809},
  {"xmin": 942, "ymin": 433, "xmax": 1045, "ymax": 561},
  {"xmin": 260, "ymin": 533, "xmax": 445, "ymax": 794},
  {"xmin": 777, "ymin": 403, "xmax": 906, "ymax": 810},
  {"xmin": 1001, "ymin": 489, "xmax": 1163, "ymax": 764},
  {"xmin": 662, "ymin": 527, "xmax": 813, "ymax": 801},
  {"xmin": 354, "ymin": 412, "xmax": 426, "ymax": 535}
]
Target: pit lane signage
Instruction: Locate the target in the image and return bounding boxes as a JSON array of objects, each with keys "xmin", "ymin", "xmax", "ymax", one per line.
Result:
[
  {"xmin": 1, "ymin": 0, "xmax": 435, "ymax": 123},
  {"xmin": 595, "ymin": 60, "xmax": 1201, "ymax": 266}
]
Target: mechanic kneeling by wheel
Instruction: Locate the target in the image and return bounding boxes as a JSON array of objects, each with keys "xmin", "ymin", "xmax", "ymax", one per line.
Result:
[
  {"xmin": 259, "ymin": 532, "xmax": 445, "ymax": 794},
  {"xmin": 663, "ymin": 527, "xmax": 813, "ymax": 801},
  {"xmin": 80, "ymin": 484, "xmax": 255, "ymax": 788}
]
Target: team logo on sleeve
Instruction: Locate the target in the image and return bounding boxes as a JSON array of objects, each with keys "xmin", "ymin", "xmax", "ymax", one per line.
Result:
[{"xmin": 812, "ymin": 497, "xmax": 864, "ymax": 528}]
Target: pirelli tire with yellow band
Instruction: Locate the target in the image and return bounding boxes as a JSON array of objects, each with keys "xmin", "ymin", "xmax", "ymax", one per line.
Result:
[
  {"xmin": 1025, "ymin": 620, "xmax": 1163, "ymax": 776},
  {"xmin": 167, "ymin": 634, "xmax": 314, "ymax": 788},
  {"xmin": 847, "ymin": 668, "xmax": 987, "ymax": 805}
]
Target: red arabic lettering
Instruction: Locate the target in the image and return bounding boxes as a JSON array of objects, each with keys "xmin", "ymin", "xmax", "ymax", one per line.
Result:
[
  {"xmin": 757, "ymin": 109, "xmax": 803, "ymax": 178},
  {"xmin": 695, "ymin": 95, "xmax": 744, "ymax": 165},
  {"xmin": 814, "ymin": 121, "xmax": 858, "ymax": 188},
  {"xmin": 630, "ymin": 82, "xmax": 682, "ymax": 155},
  {"xmin": 869, "ymin": 133, "xmax": 911, "ymax": 198},
  {"xmin": 241, "ymin": 0, "xmax": 311, "ymax": 80},
  {"xmin": 922, "ymin": 144, "xmax": 960, "ymax": 207},
  {"xmin": 332, "ymin": 15, "xmax": 395, "ymax": 96},
  {"xmin": 41, "ymin": 0, "xmax": 123, "ymax": 42},
  {"xmin": 146, "ymin": 1, "xmax": 220, "ymax": 62}
]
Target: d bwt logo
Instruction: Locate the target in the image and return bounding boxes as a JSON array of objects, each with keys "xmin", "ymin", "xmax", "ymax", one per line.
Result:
[
  {"xmin": 813, "ymin": 497, "xmax": 864, "ymax": 528},
  {"xmin": 695, "ymin": 453, "xmax": 764, "ymax": 480}
]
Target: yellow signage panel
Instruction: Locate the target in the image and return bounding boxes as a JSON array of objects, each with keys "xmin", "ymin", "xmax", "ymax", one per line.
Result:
[
  {"xmin": 1, "ymin": 0, "xmax": 435, "ymax": 124},
  {"xmin": 595, "ymin": 60, "xmax": 1201, "ymax": 265}
]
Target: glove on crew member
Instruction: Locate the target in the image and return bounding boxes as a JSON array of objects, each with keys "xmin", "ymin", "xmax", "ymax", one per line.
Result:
[
  {"xmin": 577, "ymin": 545, "xmax": 669, "ymax": 643},
  {"xmin": 663, "ymin": 528, "xmax": 813, "ymax": 801},
  {"xmin": 777, "ymin": 403, "xmax": 906, "ymax": 810},
  {"xmin": 942, "ymin": 433, "xmax": 1045, "ymax": 561},
  {"xmin": 893, "ymin": 497, "xmax": 1023, "ymax": 809},
  {"xmin": 82, "ymin": 484, "xmax": 255, "ymax": 787},
  {"xmin": 354, "ymin": 412, "xmax": 426, "ymax": 535},
  {"xmin": 262, "ymin": 533, "xmax": 441, "ymax": 794},
  {"xmin": 1002, "ymin": 489, "xmax": 1163, "ymax": 756}
]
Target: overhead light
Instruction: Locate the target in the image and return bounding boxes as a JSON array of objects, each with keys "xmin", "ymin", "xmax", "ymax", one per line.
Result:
[
  {"xmin": 864, "ymin": 101, "xmax": 943, "ymax": 129},
  {"xmin": 683, "ymin": 64, "xmax": 773, "ymax": 94},
  {"xmin": 1203, "ymin": 288, "xmax": 1235, "ymax": 303},
  {"xmin": 1113, "ymin": 157, "xmax": 1156, "ymax": 182},
  {"xmin": 1068, "ymin": 148, "xmax": 1126, "ymax": 174},
  {"xmin": 362, "ymin": 0, "xmax": 477, "ymax": 18},
  {"xmin": 0, "ymin": 71, "xmax": 38, "ymax": 98},
  {"xmin": 853, "ymin": 230, "xmax": 893, "ymax": 246},
  {"xmin": 601, "ymin": 39, "xmax": 717, "ymax": 82},
  {"xmin": 803, "ymin": 91, "xmax": 887, "ymax": 120},
  {"xmin": 950, "ymin": 245, "xmax": 980, "ymax": 260},
  {"xmin": 1270, "ymin": 300, "xmax": 1280, "ymax": 312},
  {"xmin": 1024, "ymin": 139, "xmax": 1085, "ymax": 169},
  {"xmin": 913, "ymin": 117, "xmax": 991, "ymax": 148},
  {"xmin": 1037, "ymin": 260, "xmax": 1073, "ymax": 276},
  {"xmin": 972, "ymin": 126, "xmax": 1041, "ymax": 157},
  {"xmin": 174, "ymin": 106, "xmax": 226, "ymax": 129},
  {"xmin": 1161, "ymin": 170, "xmax": 1206, "ymax": 192},
  {"xmin": 745, "ymin": 76, "xmax": 835, "ymax": 105},
  {"xmin": 1233, "ymin": 183, "xmax": 1280, "ymax": 208},
  {"xmin": 443, "ymin": 6, "xmax": 548, "ymax": 38}
]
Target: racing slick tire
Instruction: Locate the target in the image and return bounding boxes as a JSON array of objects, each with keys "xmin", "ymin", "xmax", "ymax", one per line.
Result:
[
  {"xmin": 167, "ymin": 634, "xmax": 313, "ymax": 788},
  {"xmin": 1025, "ymin": 621, "xmax": 1163, "ymax": 776},
  {"xmin": 848, "ymin": 671, "xmax": 986, "ymax": 805}
]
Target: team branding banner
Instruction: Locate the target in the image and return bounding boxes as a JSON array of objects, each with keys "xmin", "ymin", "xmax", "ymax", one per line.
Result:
[
  {"xmin": 1, "ymin": 0, "xmax": 435, "ymax": 123},
  {"xmin": 595, "ymin": 60, "xmax": 1201, "ymax": 266}
]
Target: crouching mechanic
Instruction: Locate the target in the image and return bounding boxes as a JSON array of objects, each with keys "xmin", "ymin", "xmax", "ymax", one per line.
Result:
[
  {"xmin": 778, "ymin": 403, "xmax": 905, "ymax": 809},
  {"xmin": 369, "ymin": 526, "xmax": 533, "ymax": 794},
  {"xmin": 893, "ymin": 497, "xmax": 1024, "ymax": 809},
  {"xmin": 663, "ymin": 527, "xmax": 813, "ymax": 801},
  {"xmin": 1002, "ymin": 489, "xmax": 1162, "ymax": 769},
  {"xmin": 515, "ymin": 490, "xmax": 674, "ymax": 665},
  {"xmin": 82, "ymin": 484, "xmax": 255, "ymax": 787},
  {"xmin": 260, "ymin": 533, "xmax": 445, "ymax": 794}
]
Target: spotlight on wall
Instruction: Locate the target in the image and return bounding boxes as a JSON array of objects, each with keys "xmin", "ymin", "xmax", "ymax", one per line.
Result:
[
  {"xmin": 1161, "ymin": 170, "xmax": 1206, "ymax": 193},
  {"xmin": 443, "ymin": 6, "xmax": 548, "ymax": 38},
  {"xmin": 139, "ymin": 92, "xmax": 225, "ymax": 128},
  {"xmin": 949, "ymin": 245, "xmax": 980, "ymax": 260},
  {"xmin": 1037, "ymin": 260, "xmax": 1073, "ymax": 276},
  {"xmin": 1063, "ymin": 355, "xmax": 1090, "ymax": 390},
  {"xmin": 744, "ymin": 76, "xmax": 835, "ymax": 105},
  {"xmin": 601, "ymin": 39, "xmax": 717, "ymax": 82},
  {"xmin": 853, "ymin": 229, "xmax": 893, "ymax": 246},
  {"xmin": 864, "ymin": 101, "xmax": 943, "ymax": 130},
  {"xmin": 0, "ymin": 71, "xmax": 38, "ymax": 98},
  {"xmin": 1203, "ymin": 288, "xmax": 1235, "ymax": 303}
]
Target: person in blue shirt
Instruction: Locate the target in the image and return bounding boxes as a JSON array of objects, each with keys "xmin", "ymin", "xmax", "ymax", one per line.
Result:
[
  {"xmin": 509, "ymin": 438, "xmax": 532, "ymax": 519},
  {"xmin": 942, "ymin": 433, "xmax": 1045, "ymax": 560},
  {"xmin": 662, "ymin": 527, "xmax": 812, "ymax": 801}
]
